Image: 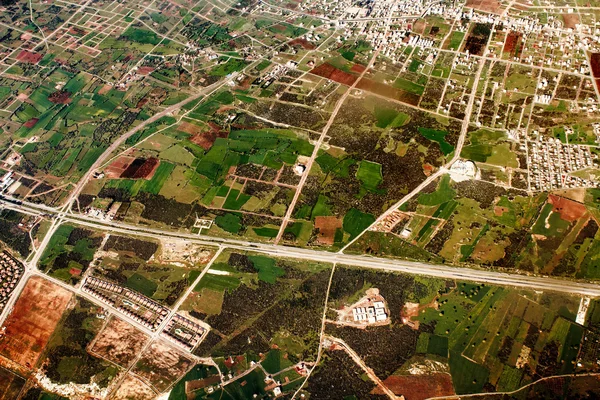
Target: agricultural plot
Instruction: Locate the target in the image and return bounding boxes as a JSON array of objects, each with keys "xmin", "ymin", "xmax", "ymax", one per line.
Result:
[
  {"xmin": 1, "ymin": 66, "xmax": 172, "ymax": 206},
  {"xmin": 39, "ymin": 225, "xmax": 104, "ymax": 284},
  {"xmin": 1, "ymin": 0, "xmax": 600, "ymax": 397},
  {"xmin": 417, "ymin": 286, "xmax": 585, "ymax": 394},
  {"xmin": 462, "ymin": 129, "xmax": 519, "ymax": 169},
  {"xmin": 83, "ymin": 88, "xmax": 317, "ymax": 241},
  {"xmin": 168, "ymin": 363, "xmax": 222, "ymax": 400}
]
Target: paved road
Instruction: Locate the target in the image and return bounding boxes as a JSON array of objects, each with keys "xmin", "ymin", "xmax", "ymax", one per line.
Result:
[{"xmin": 3, "ymin": 199, "xmax": 600, "ymax": 297}]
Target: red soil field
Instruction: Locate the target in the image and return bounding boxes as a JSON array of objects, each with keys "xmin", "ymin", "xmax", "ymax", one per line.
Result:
[
  {"xmin": 120, "ymin": 158, "xmax": 145, "ymax": 178},
  {"xmin": 503, "ymin": 31, "xmax": 522, "ymax": 54},
  {"xmin": 314, "ymin": 216, "xmax": 343, "ymax": 245},
  {"xmin": 0, "ymin": 276, "xmax": 72, "ymax": 370},
  {"xmin": 270, "ymin": 24, "xmax": 287, "ymax": 33},
  {"xmin": 548, "ymin": 194, "xmax": 588, "ymax": 222},
  {"xmin": 137, "ymin": 97, "xmax": 149, "ymax": 108},
  {"xmin": 106, "ymin": 156, "xmax": 135, "ymax": 179},
  {"xmin": 350, "ymin": 64, "xmax": 366, "ymax": 73},
  {"xmin": 190, "ymin": 123, "xmax": 228, "ymax": 150},
  {"xmin": 356, "ymin": 78, "xmax": 420, "ymax": 105},
  {"xmin": 98, "ymin": 84, "xmax": 112, "ymax": 95},
  {"xmin": 590, "ymin": 53, "xmax": 600, "ymax": 78},
  {"xmin": 186, "ymin": 376, "xmax": 220, "ymax": 392},
  {"xmin": 69, "ymin": 26, "xmax": 86, "ymax": 36},
  {"xmin": 310, "ymin": 63, "xmax": 358, "ymax": 86},
  {"xmin": 465, "ymin": 0, "xmax": 502, "ymax": 13},
  {"xmin": 288, "ymin": 38, "xmax": 315, "ymax": 50},
  {"xmin": 48, "ymin": 90, "xmax": 71, "ymax": 104},
  {"xmin": 177, "ymin": 121, "xmax": 203, "ymax": 135},
  {"xmin": 562, "ymin": 14, "xmax": 580, "ymax": 29},
  {"xmin": 422, "ymin": 163, "xmax": 434, "ymax": 176},
  {"xmin": 23, "ymin": 118, "xmax": 39, "ymax": 128},
  {"xmin": 494, "ymin": 205, "xmax": 509, "ymax": 216},
  {"xmin": 373, "ymin": 373, "xmax": 455, "ymax": 399},
  {"xmin": 132, "ymin": 158, "xmax": 160, "ymax": 179},
  {"xmin": 137, "ymin": 66, "xmax": 155, "ymax": 75},
  {"xmin": 16, "ymin": 50, "xmax": 42, "ymax": 64}
]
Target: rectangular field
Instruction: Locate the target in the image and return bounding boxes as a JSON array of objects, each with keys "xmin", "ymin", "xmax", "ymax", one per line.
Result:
[{"xmin": 0, "ymin": 276, "xmax": 72, "ymax": 369}]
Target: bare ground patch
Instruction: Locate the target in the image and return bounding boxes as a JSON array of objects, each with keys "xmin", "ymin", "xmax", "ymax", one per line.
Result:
[
  {"xmin": 133, "ymin": 340, "xmax": 194, "ymax": 392},
  {"xmin": 89, "ymin": 316, "xmax": 150, "ymax": 368},
  {"xmin": 111, "ymin": 373, "xmax": 157, "ymax": 400}
]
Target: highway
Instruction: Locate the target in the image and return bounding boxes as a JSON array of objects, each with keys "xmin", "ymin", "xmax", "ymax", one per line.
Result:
[{"xmin": 3, "ymin": 197, "xmax": 600, "ymax": 297}]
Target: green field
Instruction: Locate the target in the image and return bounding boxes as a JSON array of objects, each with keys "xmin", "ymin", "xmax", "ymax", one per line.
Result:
[
  {"xmin": 194, "ymin": 273, "xmax": 241, "ymax": 292},
  {"xmin": 531, "ymin": 203, "xmax": 570, "ymax": 236},
  {"xmin": 374, "ymin": 108, "xmax": 410, "ymax": 128},
  {"xmin": 262, "ymin": 349, "xmax": 293, "ymax": 374},
  {"xmin": 418, "ymin": 175, "xmax": 456, "ymax": 206},
  {"xmin": 418, "ymin": 127, "xmax": 454, "ymax": 155},
  {"xmin": 343, "ymin": 208, "xmax": 375, "ymax": 239},
  {"xmin": 248, "ymin": 255, "xmax": 285, "ymax": 283},
  {"xmin": 126, "ymin": 273, "xmax": 158, "ymax": 297},
  {"xmin": 121, "ymin": 27, "xmax": 162, "ymax": 45},
  {"xmin": 447, "ymin": 31, "xmax": 465, "ymax": 50},
  {"xmin": 209, "ymin": 58, "xmax": 250, "ymax": 76},
  {"xmin": 356, "ymin": 161, "xmax": 384, "ymax": 193},
  {"xmin": 215, "ymin": 213, "xmax": 243, "ymax": 233},
  {"xmin": 393, "ymin": 78, "xmax": 425, "ymax": 95},
  {"xmin": 461, "ymin": 129, "xmax": 518, "ymax": 167}
]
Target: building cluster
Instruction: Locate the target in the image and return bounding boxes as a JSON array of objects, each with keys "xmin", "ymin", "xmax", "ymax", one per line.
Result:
[
  {"xmin": 160, "ymin": 313, "xmax": 206, "ymax": 352},
  {"xmin": 593, "ymin": 123, "xmax": 600, "ymax": 143},
  {"xmin": 0, "ymin": 252, "xmax": 24, "ymax": 307},
  {"xmin": 527, "ymin": 135, "xmax": 597, "ymax": 190},
  {"xmin": 371, "ymin": 209, "xmax": 406, "ymax": 232},
  {"xmin": 352, "ymin": 301, "xmax": 388, "ymax": 323},
  {"xmin": 82, "ymin": 277, "xmax": 169, "ymax": 330},
  {"xmin": 294, "ymin": 0, "xmax": 353, "ymax": 20},
  {"xmin": 264, "ymin": 375, "xmax": 283, "ymax": 397},
  {"xmin": 0, "ymin": 172, "xmax": 21, "ymax": 195},
  {"xmin": 254, "ymin": 62, "xmax": 293, "ymax": 89},
  {"xmin": 0, "ymin": 172, "xmax": 15, "ymax": 192},
  {"xmin": 85, "ymin": 203, "xmax": 120, "ymax": 221}
]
